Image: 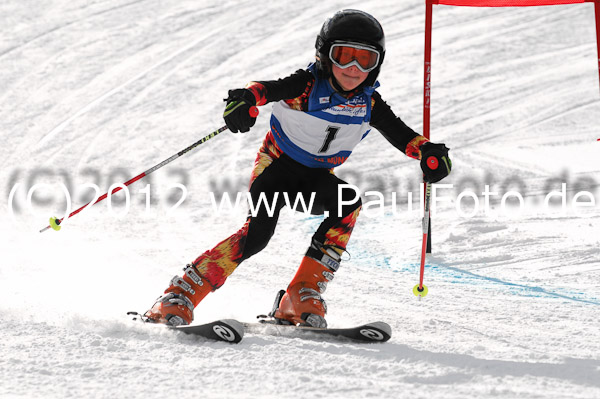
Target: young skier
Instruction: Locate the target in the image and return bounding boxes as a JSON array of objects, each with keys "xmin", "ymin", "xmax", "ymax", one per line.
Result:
[{"xmin": 144, "ymin": 9, "xmax": 452, "ymax": 328}]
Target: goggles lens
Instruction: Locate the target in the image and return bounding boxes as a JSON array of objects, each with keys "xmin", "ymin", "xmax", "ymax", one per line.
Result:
[{"xmin": 329, "ymin": 43, "xmax": 380, "ymax": 73}]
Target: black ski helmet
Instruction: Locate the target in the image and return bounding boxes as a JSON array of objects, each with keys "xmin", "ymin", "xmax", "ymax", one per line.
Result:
[{"xmin": 315, "ymin": 9, "xmax": 386, "ymax": 89}]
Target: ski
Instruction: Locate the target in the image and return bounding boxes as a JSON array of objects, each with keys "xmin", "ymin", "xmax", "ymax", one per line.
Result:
[
  {"xmin": 243, "ymin": 319, "xmax": 391, "ymax": 343},
  {"xmin": 127, "ymin": 311, "xmax": 390, "ymax": 343},
  {"xmin": 127, "ymin": 312, "xmax": 244, "ymax": 343}
]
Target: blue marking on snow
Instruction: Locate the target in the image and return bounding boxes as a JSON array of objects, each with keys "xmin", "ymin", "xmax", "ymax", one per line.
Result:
[
  {"xmin": 298, "ymin": 217, "xmax": 600, "ymax": 306},
  {"xmin": 351, "ymin": 248, "xmax": 600, "ymax": 306},
  {"xmin": 437, "ymin": 264, "xmax": 600, "ymax": 306}
]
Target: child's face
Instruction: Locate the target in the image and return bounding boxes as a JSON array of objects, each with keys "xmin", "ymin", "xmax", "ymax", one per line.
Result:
[{"xmin": 331, "ymin": 64, "xmax": 369, "ymax": 91}]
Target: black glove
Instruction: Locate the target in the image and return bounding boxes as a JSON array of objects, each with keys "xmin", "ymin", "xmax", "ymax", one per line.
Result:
[
  {"xmin": 223, "ymin": 89, "xmax": 257, "ymax": 133},
  {"xmin": 420, "ymin": 142, "xmax": 452, "ymax": 183}
]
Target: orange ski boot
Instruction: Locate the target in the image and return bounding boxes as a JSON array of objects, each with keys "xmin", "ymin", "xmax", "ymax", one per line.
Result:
[
  {"xmin": 272, "ymin": 240, "xmax": 342, "ymax": 328},
  {"xmin": 144, "ymin": 264, "xmax": 213, "ymax": 326}
]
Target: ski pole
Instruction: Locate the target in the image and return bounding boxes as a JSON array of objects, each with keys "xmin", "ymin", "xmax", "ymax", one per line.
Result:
[
  {"xmin": 40, "ymin": 107, "xmax": 259, "ymax": 233},
  {"xmin": 413, "ymin": 180, "xmax": 432, "ymax": 299}
]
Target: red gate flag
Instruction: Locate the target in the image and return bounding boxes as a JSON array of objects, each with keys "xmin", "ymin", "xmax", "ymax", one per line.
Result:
[
  {"xmin": 431, "ymin": 0, "xmax": 592, "ymax": 6},
  {"xmin": 422, "ymin": 0, "xmax": 599, "ymax": 253}
]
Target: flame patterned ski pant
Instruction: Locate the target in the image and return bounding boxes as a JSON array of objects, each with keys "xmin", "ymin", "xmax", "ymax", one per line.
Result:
[{"xmin": 191, "ymin": 132, "xmax": 362, "ymax": 289}]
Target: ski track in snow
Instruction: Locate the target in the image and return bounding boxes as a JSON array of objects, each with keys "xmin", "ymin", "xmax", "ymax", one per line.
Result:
[{"xmin": 1, "ymin": 1, "xmax": 600, "ymax": 398}]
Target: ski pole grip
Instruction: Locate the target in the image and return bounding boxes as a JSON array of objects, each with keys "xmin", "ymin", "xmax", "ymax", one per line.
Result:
[{"xmin": 249, "ymin": 106, "xmax": 259, "ymax": 118}]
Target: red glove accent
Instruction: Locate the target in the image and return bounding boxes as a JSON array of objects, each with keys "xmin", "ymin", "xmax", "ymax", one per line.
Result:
[
  {"xmin": 246, "ymin": 82, "xmax": 268, "ymax": 106},
  {"xmin": 405, "ymin": 136, "xmax": 430, "ymax": 160}
]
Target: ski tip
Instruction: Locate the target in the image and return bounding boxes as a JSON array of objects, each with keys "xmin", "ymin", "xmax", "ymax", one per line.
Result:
[
  {"xmin": 361, "ymin": 321, "xmax": 392, "ymax": 341},
  {"xmin": 173, "ymin": 319, "xmax": 244, "ymax": 343},
  {"xmin": 212, "ymin": 319, "xmax": 245, "ymax": 343},
  {"xmin": 363, "ymin": 321, "xmax": 391, "ymax": 332},
  {"xmin": 219, "ymin": 319, "xmax": 244, "ymax": 336}
]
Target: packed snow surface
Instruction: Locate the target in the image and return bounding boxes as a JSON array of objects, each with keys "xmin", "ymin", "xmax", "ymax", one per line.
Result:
[{"xmin": 1, "ymin": 1, "xmax": 599, "ymax": 398}]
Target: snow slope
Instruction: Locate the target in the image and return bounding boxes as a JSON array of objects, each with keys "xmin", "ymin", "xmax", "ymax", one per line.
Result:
[{"xmin": 1, "ymin": 0, "xmax": 599, "ymax": 398}]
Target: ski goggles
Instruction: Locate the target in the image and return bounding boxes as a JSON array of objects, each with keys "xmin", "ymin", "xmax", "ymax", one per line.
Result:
[{"xmin": 328, "ymin": 42, "xmax": 381, "ymax": 73}]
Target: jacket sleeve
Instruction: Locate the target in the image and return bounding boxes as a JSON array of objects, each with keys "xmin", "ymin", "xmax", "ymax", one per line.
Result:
[
  {"xmin": 370, "ymin": 91, "xmax": 429, "ymax": 160},
  {"xmin": 245, "ymin": 69, "xmax": 314, "ymax": 106}
]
